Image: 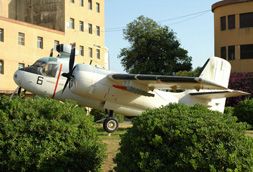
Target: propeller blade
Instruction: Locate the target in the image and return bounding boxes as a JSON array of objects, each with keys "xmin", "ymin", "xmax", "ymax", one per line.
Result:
[
  {"xmin": 69, "ymin": 43, "xmax": 76, "ymax": 73},
  {"xmin": 61, "ymin": 42, "xmax": 76, "ymax": 96},
  {"xmin": 50, "ymin": 48, "xmax": 53, "ymax": 57},
  {"xmin": 61, "ymin": 78, "xmax": 70, "ymax": 95}
]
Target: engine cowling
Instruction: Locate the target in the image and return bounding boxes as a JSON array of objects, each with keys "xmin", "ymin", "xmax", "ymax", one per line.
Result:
[{"xmin": 69, "ymin": 64, "xmax": 94, "ymax": 97}]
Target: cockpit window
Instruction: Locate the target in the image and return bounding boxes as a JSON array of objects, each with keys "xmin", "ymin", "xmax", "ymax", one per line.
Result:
[
  {"xmin": 32, "ymin": 61, "xmax": 47, "ymax": 68},
  {"xmin": 42, "ymin": 64, "xmax": 58, "ymax": 77}
]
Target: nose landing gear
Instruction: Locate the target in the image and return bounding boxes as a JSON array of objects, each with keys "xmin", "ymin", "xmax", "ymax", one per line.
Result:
[{"xmin": 103, "ymin": 110, "xmax": 119, "ymax": 133}]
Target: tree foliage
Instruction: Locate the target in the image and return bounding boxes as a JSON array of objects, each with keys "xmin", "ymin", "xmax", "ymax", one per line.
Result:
[
  {"xmin": 118, "ymin": 15, "xmax": 192, "ymax": 75},
  {"xmin": 0, "ymin": 96, "xmax": 106, "ymax": 172},
  {"xmin": 114, "ymin": 103, "xmax": 253, "ymax": 172},
  {"xmin": 176, "ymin": 67, "xmax": 201, "ymax": 77}
]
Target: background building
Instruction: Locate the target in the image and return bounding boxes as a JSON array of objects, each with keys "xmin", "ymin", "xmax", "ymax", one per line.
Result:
[
  {"xmin": 212, "ymin": 0, "xmax": 253, "ymax": 73},
  {"xmin": 0, "ymin": 0, "xmax": 106, "ymax": 96}
]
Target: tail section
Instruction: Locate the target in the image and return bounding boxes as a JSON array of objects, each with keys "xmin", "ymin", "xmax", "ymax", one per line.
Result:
[
  {"xmin": 197, "ymin": 57, "xmax": 231, "ymax": 88},
  {"xmin": 180, "ymin": 57, "xmax": 249, "ymax": 113}
]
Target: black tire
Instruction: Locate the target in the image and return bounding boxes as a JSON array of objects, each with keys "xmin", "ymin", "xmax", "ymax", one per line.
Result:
[{"xmin": 103, "ymin": 117, "xmax": 119, "ymax": 133}]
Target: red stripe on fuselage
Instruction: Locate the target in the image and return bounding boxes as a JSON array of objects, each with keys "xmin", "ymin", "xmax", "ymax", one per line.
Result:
[{"xmin": 52, "ymin": 64, "xmax": 63, "ymax": 98}]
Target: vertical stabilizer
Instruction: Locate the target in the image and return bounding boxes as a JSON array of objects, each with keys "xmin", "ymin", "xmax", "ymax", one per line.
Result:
[{"xmin": 197, "ymin": 57, "xmax": 231, "ymax": 88}]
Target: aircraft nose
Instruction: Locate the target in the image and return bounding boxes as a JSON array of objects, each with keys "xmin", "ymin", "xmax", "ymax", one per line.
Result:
[{"xmin": 13, "ymin": 70, "xmax": 24, "ymax": 86}]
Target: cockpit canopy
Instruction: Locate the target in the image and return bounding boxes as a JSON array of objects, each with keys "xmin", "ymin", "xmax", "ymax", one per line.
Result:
[{"xmin": 20, "ymin": 59, "xmax": 59, "ymax": 78}]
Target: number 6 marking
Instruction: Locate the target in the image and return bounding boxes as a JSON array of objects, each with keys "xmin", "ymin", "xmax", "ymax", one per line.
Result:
[{"xmin": 37, "ymin": 76, "xmax": 44, "ymax": 85}]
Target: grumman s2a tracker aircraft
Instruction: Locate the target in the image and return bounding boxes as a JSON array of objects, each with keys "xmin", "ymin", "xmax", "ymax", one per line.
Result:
[{"xmin": 13, "ymin": 43, "xmax": 248, "ymax": 133}]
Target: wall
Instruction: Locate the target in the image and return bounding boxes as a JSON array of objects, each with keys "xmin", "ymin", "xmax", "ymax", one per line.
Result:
[
  {"xmin": 213, "ymin": 0, "xmax": 253, "ymax": 73},
  {"xmin": 0, "ymin": 0, "xmax": 105, "ymax": 95}
]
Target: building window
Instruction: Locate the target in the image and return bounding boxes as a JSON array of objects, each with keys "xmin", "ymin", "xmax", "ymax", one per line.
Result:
[
  {"xmin": 88, "ymin": 0, "xmax": 92, "ymax": 10},
  {"xmin": 96, "ymin": 49, "xmax": 100, "ymax": 59},
  {"xmin": 0, "ymin": 28, "xmax": 4, "ymax": 42},
  {"xmin": 88, "ymin": 24, "xmax": 92, "ymax": 34},
  {"xmin": 96, "ymin": 26, "xmax": 100, "ymax": 36},
  {"xmin": 228, "ymin": 46, "xmax": 235, "ymax": 60},
  {"xmin": 221, "ymin": 47, "xmax": 226, "ymax": 59},
  {"xmin": 220, "ymin": 16, "xmax": 226, "ymax": 31},
  {"xmin": 79, "ymin": 21, "xmax": 84, "ymax": 31},
  {"xmin": 54, "ymin": 40, "xmax": 59, "ymax": 51},
  {"xmin": 70, "ymin": 0, "xmax": 74, "ymax": 3},
  {"xmin": 37, "ymin": 37, "xmax": 43, "ymax": 49},
  {"xmin": 240, "ymin": 13, "xmax": 253, "ymax": 28},
  {"xmin": 240, "ymin": 44, "xmax": 253, "ymax": 59},
  {"xmin": 228, "ymin": 15, "xmax": 235, "ymax": 29},
  {"xmin": 70, "ymin": 18, "xmax": 75, "ymax": 29},
  {"xmin": 18, "ymin": 63, "xmax": 24, "ymax": 69},
  {"xmin": 88, "ymin": 48, "xmax": 92, "ymax": 58},
  {"xmin": 0, "ymin": 60, "xmax": 3, "ymax": 74},
  {"xmin": 80, "ymin": 46, "xmax": 84, "ymax": 56},
  {"xmin": 18, "ymin": 32, "xmax": 25, "ymax": 45},
  {"xmin": 96, "ymin": 3, "xmax": 100, "ymax": 12},
  {"xmin": 79, "ymin": 0, "xmax": 83, "ymax": 6}
]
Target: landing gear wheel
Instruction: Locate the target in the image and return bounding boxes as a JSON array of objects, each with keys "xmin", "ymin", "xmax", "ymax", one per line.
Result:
[{"xmin": 103, "ymin": 117, "xmax": 119, "ymax": 133}]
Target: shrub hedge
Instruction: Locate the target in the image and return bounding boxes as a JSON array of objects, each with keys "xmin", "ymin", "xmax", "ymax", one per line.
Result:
[
  {"xmin": 114, "ymin": 103, "xmax": 253, "ymax": 172},
  {"xmin": 0, "ymin": 96, "xmax": 106, "ymax": 172},
  {"xmin": 233, "ymin": 98, "xmax": 253, "ymax": 127}
]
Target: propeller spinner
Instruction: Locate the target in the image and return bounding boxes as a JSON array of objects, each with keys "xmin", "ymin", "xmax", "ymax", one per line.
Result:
[{"xmin": 61, "ymin": 43, "xmax": 76, "ymax": 95}]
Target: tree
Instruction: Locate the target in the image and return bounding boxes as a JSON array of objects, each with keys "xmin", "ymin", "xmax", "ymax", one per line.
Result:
[
  {"xmin": 176, "ymin": 67, "xmax": 201, "ymax": 77},
  {"xmin": 118, "ymin": 15, "xmax": 192, "ymax": 75}
]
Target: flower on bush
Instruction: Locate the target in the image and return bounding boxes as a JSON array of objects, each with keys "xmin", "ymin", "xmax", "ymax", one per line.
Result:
[{"xmin": 226, "ymin": 72, "xmax": 253, "ymax": 107}]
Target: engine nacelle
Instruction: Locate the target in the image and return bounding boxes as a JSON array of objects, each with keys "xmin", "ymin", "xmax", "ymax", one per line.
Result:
[{"xmin": 69, "ymin": 64, "xmax": 94, "ymax": 97}]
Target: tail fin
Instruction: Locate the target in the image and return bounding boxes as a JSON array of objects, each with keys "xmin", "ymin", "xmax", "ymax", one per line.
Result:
[{"xmin": 197, "ymin": 57, "xmax": 231, "ymax": 88}]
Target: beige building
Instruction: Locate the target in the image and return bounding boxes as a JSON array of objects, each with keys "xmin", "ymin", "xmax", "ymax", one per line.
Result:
[
  {"xmin": 0, "ymin": 0, "xmax": 106, "ymax": 96},
  {"xmin": 212, "ymin": 0, "xmax": 253, "ymax": 73}
]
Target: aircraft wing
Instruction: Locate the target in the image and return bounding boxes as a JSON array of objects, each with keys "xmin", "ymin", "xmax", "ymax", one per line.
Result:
[
  {"xmin": 190, "ymin": 90, "xmax": 250, "ymax": 99},
  {"xmin": 107, "ymin": 74, "xmax": 228, "ymax": 94}
]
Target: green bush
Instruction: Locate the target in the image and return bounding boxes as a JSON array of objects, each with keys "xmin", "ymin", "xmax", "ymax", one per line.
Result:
[
  {"xmin": 0, "ymin": 96, "xmax": 106, "ymax": 172},
  {"xmin": 234, "ymin": 98, "xmax": 253, "ymax": 127},
  {"xmin": 224, "ymin": 106, "xmax": 234, "ymax": 116},
  {"xmin": 114, "ymin": 103, "xmax": 253, "ymax": 172},
  {"xmin": 90, "ymin": 108, "xmax": 125, "ymax": 123},
  {"xmin": 90, "ymin": 108, "xmax": 106, "ymax": 122}
]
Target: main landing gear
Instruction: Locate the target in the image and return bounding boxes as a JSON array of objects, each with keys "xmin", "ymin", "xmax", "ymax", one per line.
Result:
[{"xmin": 103, "ymin": 109, "xmax": 119, "ymax": 133}]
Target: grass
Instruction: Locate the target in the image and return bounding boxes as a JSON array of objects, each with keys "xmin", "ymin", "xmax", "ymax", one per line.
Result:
[
  {"xmin": 246, "ymin": 130, "xmax": 253, "ymax": 137},
  {"xmin": 98, "ymin": 122, "xmax": 132, "ymax": 172}
]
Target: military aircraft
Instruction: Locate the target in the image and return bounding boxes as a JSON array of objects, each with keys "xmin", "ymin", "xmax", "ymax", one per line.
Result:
[{"xmin": 13, "ymin": 43, "xmax": 249, "ymax": 133}]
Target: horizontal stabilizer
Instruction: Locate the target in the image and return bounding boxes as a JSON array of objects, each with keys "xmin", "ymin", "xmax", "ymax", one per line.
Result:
[{"xmin": 190, "ymin": 90, "xmax": 250, "ymax": 99}]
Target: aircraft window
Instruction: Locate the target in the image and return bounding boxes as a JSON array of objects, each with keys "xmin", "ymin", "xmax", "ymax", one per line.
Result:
[
  {"xmin": 42, "ymin": 64, "xmax": 58, "ymax": 77},
  {"xmin": 33, "ymin": 61, "xmax": 47, "ymax": 68}
]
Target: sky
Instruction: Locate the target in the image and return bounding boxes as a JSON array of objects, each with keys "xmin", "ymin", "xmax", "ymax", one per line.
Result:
[{"xmin": 104, "ymin": 0, "xmax": 219, "ymax": 73}]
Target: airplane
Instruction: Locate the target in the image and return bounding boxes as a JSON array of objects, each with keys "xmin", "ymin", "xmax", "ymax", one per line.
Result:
[{"xmin": 12, "ymin": 43, "xmax": 249, "ymax": 133}]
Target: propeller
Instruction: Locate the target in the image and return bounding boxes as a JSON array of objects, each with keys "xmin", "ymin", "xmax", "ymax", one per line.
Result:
[
  {"xmin": 61, "ymin": 43, "xmax": 76, "ymax": 95},
  {"xmin": 49, "ymin": 48, "xmax": 53, "ymax": 57}
]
